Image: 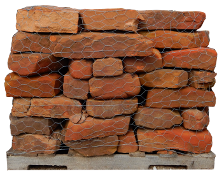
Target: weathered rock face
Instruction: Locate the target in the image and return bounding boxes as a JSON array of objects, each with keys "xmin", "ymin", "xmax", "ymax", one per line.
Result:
[
  {"xmin": 89, "ymin": 73, "xmax": 141, "ymax": 99},
  {"xmin": 27, "ymin": 95, "xmax": 82, "ymax": 123},
  {"xmin": 134, "ymin": 107, "xmax": 182, "ymax": 129},
  {"xmin": 80, "ymin": 9, "xmax": 144, "ymax": 32},
  {"xmin": 8, "ymin": 53, "xmax": 67, "ymax": 76},
  {"xmin": 64, "ymin": 116, "xmax": 130, "ymax": 141},
  {"xmin": 146, "ymin": 87, "xmax": 216, "ymax": 108},
  {"xmin": 12, "ymin": 134, "xmax": 61, "ymax": 154},
  {"xmin": 86, "ymin": 98, "xmax": 138, "ymax": 118},
  {"xmin": 123, "ymin": 49, "xmax": 162, "ymax": 73},
  {"xmin": 137, "ymin": 127, "xmax": 212, "ymax": 153},
  {"xmin": 189, "ymin": 71, "xmax": 216, "ymax": 89},
  {"xmin": 5, "ymin": 72, "xmax": 62, "ymax": 97},
  {"xmin": 162, "ymin": 48, "xmax": 217, "ymax": 71},
  {"xmin": 93, "ymin": 58, "xmax": 123, "ymax": 77},
  {"xmin": 63, "ymin": 72, "xmax": 89, "ymax": 100},
  {"xmin": 139, "ymin": 69, "xmax": 188, "ymax": 88},
  {"xmin": 182, "ymin": 109, "xmax": 209, "ymax": 131},
  {"xmin": 117, "ymin": 128, "xmax": 138, "ymax": 153},
  {"xmin": 16, "ymin": 6, "xmax": 79, "ymax": 33},
  {"xmin": 139, "ymin": 11, "xmax": 206, "ymax": 30},
  {"xmin": 69, "ymin": 59, "xmax": 93, "ymax": 79},
  {"xmin": 139, "ymin": 30, "xmax": 209, "ymax": 49},
  {"xmin": 10, "ymin": 114, "xmax": 59, "ymax": 136},
  {"xmin": 11, "ymin": 98, "xmax": 31, "ymax": 117},
  {"xmin": 64, "ymin": 135, "xmax": 118, "ymax": 157}
]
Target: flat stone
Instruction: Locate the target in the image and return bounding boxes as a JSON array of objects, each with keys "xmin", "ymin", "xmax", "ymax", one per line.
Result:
[
  {"xmin": 162, "ymin": 48, "xmax": 217, "ymax": 71},
  {"xmin": 5, "ymin": 72, "xmax": 62, "ymax": 97},
  {"xmin": 139, "ymin": 30, "xmax": 209, "ymax": 49},
  {"xmin": 93, "ymin": 58, "xmax": 123, "ymax": 77},
  {"xmin": 189, "ymin": 71, "xmax": 216, "ymax": 89},
  {"xmin": 86, "ymin": 98, "xmax": 138, "ymax": 118},
  {"xmin": 12, "ymin": 134, "xmax": 61, "ymax": 154},
  {"xmin": 139, "ymin": 10, "xmax": 206, "ymax": 30},
  {"xmin": 123, "ymin": 48, "xmax": 162, "ymax": 73},
  {"xmin": 11, "ymin": 98, "xmax": 31, "ymax": 117},
  {"xmin": 182, "ymin": 109, "xmax": 209, "ymax": 131},
  {"xmin": 16, "ymin": 6, "xmax": 79, "ymax": 33},
  {"xmin": 89, "ymin": 73, "xmax": 141, "ymax": 99},
  {"xmin": 69, "ymin": 59, "xmax": 93, "ymax": 79},
  {"xmin": 137, "ymin": 127, "xmax": 212, "ymax": 153},
  {"xmin": 134, "ymin": 107, "xmax": 182, "ymax": 129},
  {"xmin": 139, "ymin": 69, "xmax": 188, "ymax": 88},
  {"xmin": 27, "ymin": 95, "xmax": 82, "ymax": 123},
  {"xmin": 64, "ymin": 116, "xmax": 130, "ymax": 141},
  {"xmin": 63, "ymin": 72, "xmax": 89, "ymax": 100},
  {"xmin": 8, "ymin": 53, "xmax": 67, "ymax": 76},
  {"xmin": 64, "ymin": 135, "xmax": 118, "ymax": 157},
  {"xmin": 146, "ymin": 87, "xmax": 216, "ymax": 108}
]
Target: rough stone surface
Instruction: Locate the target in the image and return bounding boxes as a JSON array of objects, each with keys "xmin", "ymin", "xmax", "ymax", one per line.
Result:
[
  {"xmin": 11, "ymin": 98, "xmax": 31, "ymax": 117},
  {"xmin": 182, "ymin": 109, "xmax": 209, "ymax": 131},
  {"xmin": 93, "ymin": 58, "xmax": 123, "ymax": 77},
  {"xmin": 86, "ymin": 98, "xmax": 138, "ymax": 118},
  {"xmin": 8, "ymin": 53, "xmax": 67, "ymax": 76},
  {"xmin": 123, "ymin": 49, "xmax": 162, "ymax": 73},
  {"xmin": 69, "ymin": 59, "xmax": 93, "ymax": 79},
  {"xmin": 16, "ymin": 6, "xmax": 79, "ymax": 33},
  {"xmin": 89, "ymin": 73, "xmax": 141, "ymax": 99},
  {"xmin": 134, "ymin": 107, "xmax": 182, "ymax": 129},
  {"xmin": 12, "ymin": 134, "xmax": 61, "ymax": 154},
  {"xmin": 10, "ymin": 114, "xmax": 59, "ymax": 136},
  {"xmin": 63, "ymin": 72, "xmax": 89, "ymax": 100},
  {"xmin": 137, "ymin": 127, "xmax": 212, "ymax": 153},
  {"xmin": 27, "ymin": 95, "xmax": 82, "ymax": 123},
  {"xmin": 80, "ymin": 9, "xmax": 144, "ymax": 32},
  {"xmin": 139, "ymin": 30, "xmax": 209, "ymax": 49},
  {"xmin": 139, "ymin": 69, "xmax": 188, "ymax": 88},
  {"xmin": 117, "ymin": 128, "xmax": 138, "ymax": 153},
  {"xmin": 5, "ymin": 72, "xmax": 62, "ymax": 97},
  {"xmin": 64, "ymin": 135, "xmax": 118, "ymax": 157},
  {"xmin": 146, "ymin": 87, "xmax": 216, "ymax": 108},
  {"xmin": 64, "ymin": 116, "xmax": 130, "ymax": 141},
  {"xmin": 162, "ymin": 48, "xmax": 217, "ymax": 71},
  {"xmin": 139, "ymin": 11, "xmax": 206, "ymax": 30},
  {"xmin": 53, "ymin": 32, "xmax": 153, "ymax": 58},
  {"xmin": 189, "ymin": 71, "xmax": 216, "ymax": 89}
]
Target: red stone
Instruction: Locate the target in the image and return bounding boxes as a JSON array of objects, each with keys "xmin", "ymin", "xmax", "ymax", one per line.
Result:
[
  {"xmin": 162, "ymin": 48, "xmax": 217, "ymax": 71},
  {"xmin": 137, "ymin": 127, "xmax": 212, "ymax": 153},
  {"xmin": 146, "ymin": 87, "xmax": 216, "ymax": 108},
  {"xmin": 11, "ymin": 98, "xmax": 31, "ymax": 117},
  {"xmin": 5, "ymin": 72, "xmax": 62, "ymax": 97}
]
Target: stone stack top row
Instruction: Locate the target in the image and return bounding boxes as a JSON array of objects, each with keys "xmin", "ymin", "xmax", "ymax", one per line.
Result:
[{"xmin": 16, "ymin": 6, "xmax": 206, "ymax": 33}]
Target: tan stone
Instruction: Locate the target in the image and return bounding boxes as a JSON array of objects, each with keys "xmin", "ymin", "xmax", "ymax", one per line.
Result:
[
  {"xmin": 11, "ymin": 98, "xmax": 31, "ymax": 117},
  {"xmin": 93, "ymin": 58, "xmax": 123, "ymax": 77},
  {"xmin": 16, "ymin": 6, "xmax": 79, "ymax": 33},
  {"xmin": 86, "ymin": 98, "xmax": 138, "ymax": 118},
  {"xmin": 63, "ymin": 72, "xmax": 89, "ymax": 100},
  {"xmin": 89, "ymin": 73, "xmax": 141, "ymax": 99},
  {"xmin": 134, "ymin": 107, "xmax": 182, "ymax": 129},
  {"xmin": 64, "ymin": 116, "xmax": 130, "ymax": 141},
  {"xmin": 139, "ymin": 69, "xmax": 188, "ymax": 88},
  {"xmin": 123, "ymin": 49, "xmax": 162, "ymax": 73},
  {"xmin": 5, "ymin": 72, "xmax": 62, "ymax": 97}
]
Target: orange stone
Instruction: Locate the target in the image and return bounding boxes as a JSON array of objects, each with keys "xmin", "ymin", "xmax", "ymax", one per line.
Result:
[
  {"xmin": 162, "ymin": 48, "xmax": 217, "ymax": 71},
  {"xmin": 137, "ymin": 127, "xmax": 212, "ymax": 153},
  {"xmin": 5, "ymin": 72, "xmax": 62, "ymax": 97},
  {"xmin": 11, "ymin": 98, "xmax": 31, "ymax": 117}
]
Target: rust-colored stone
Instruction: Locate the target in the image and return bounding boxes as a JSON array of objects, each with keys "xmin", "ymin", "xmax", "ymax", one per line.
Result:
[
  {"xmin": 137, "ymin": 127, "xmax": 212, "ymax": 153},
  {"xmin": 11, "ymin": 98, "xmax": 31, "ymax": 117},
  {"xmin": 89, "ymin": 73, "xmax": 140, "ymax": 99},
  {"xmin": 5, "ymin": 72, "xmax": 62, "ymax": 97},
  {"xmin": 139, "ymin": 69, "xmax": 188, "ymax": 88},
  {"xmin": 162, "ymin": 48, "xmax": 217, "ymax": 71},
  {"xmin": 146, "ymin": 87, "xmax": 216, "ymax": 108},
  {"xmin": 139, "ymin": 30, "xmax": 209, "ymax": 49}
]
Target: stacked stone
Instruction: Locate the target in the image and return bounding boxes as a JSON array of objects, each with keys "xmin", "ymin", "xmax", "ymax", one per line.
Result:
[{"xmin": 4, "ymin": 6, "xmax": 217, "ymax": 156}]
